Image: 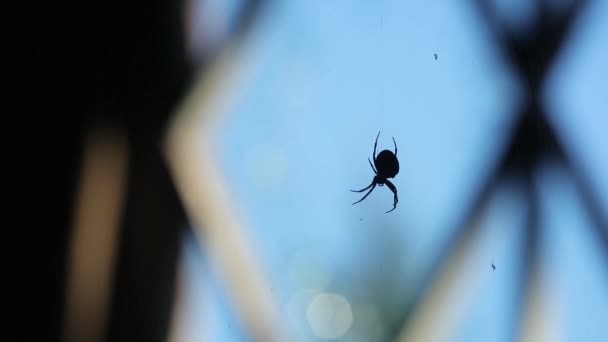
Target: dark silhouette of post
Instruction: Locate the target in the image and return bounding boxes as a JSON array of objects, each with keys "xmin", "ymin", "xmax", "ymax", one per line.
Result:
[{"xmin": 23, "ymin": 1, "xmax": 269, "ymax": 341}]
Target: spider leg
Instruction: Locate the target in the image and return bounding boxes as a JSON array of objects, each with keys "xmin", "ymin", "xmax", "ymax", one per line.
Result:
[
  {"xmin": 373, "ymin": 130, "xmax": 381, "ymax": 159},
  {"xmin": 392, "ymin": 136, "xmax": 397, "ymax": 156},
  {"xmin": 368, "ymin": 158, "xmax": 378, "ymax": 174},
  {"xmin": 384, "ymin": 180, "xmax": 399, "ymax": 213},
  {"xmin": 352, "ymin": 183, "xmax": 377, "ymax": 205},
  {"xmin": 350, "ymin": 181, "xmax": 374, "ymax": 192}
]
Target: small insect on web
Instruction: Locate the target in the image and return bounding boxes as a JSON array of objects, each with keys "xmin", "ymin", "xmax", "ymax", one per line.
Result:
[{"xmin": 351, "ymin": 131, "xmax": 399, "ymax": 213}]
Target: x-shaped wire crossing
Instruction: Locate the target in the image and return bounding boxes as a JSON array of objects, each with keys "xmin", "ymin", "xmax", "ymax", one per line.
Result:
[{"xmin": 396, "ymin": 0, "xmax": 608, "ymax": 339}]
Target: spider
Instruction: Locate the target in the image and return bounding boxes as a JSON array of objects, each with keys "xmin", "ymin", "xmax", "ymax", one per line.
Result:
[{"xmin": 351, "ymin": 131, "xmax": 399, "ymax": 213}]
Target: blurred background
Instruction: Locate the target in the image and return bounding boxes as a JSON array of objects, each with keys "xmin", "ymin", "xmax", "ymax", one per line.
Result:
[{"xmin": 24, "ymin": 0, "xmax": 607, "ymax": 341}]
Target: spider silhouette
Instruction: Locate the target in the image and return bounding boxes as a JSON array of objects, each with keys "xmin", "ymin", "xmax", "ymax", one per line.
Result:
[{"xmin": 351, "ymin": 131, "xmax": 399, "ymax": 213}]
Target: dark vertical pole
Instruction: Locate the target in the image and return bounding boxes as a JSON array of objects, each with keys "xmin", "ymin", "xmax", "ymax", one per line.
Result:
[{"xmin": 106, "ymin": 137, "xmax": 187, "ymax": 342}]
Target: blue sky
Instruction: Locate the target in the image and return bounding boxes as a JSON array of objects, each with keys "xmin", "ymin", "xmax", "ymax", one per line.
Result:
[{"xmin": 179, "ymin": 0, "xmax": 608, "ymax": 341}]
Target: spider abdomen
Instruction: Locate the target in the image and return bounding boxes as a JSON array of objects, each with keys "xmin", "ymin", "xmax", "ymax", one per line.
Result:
[{"xmin": 375, "ymin": 150, "xmax": 399, "ymax": 178}]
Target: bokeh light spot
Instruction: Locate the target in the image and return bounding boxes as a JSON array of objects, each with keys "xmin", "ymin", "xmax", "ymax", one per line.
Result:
[{"xmin": 306, "ymin": 292, "xmax": 353, "ymax": 339}]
